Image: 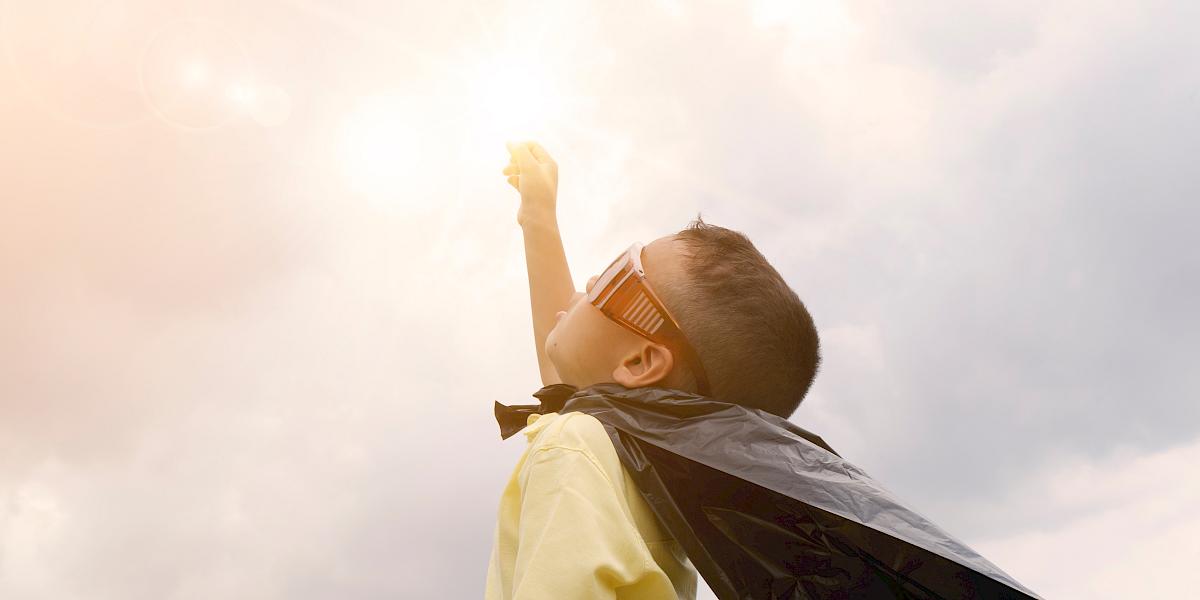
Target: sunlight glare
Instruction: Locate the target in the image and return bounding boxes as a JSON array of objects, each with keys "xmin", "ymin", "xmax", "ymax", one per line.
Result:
[
  {"xmin": 225, "ymin": 83, "xmax": 257, "ymax": 107},
  {"xmin": 454, "ymin": 50, "xmax": 567, "ymax": 161},
  {"xmin": 338, "ymin": 94, "xmax": 448, "ymax": 217}
]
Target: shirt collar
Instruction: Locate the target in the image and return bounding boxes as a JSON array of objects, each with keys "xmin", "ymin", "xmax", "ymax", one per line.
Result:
[
  {"xmin": 522, "ymin": 412, "xmax": 555, "ymax": 441},
  {"xmin": 493, "ymin": 383, "xmax": 580, "ymax": 440}
]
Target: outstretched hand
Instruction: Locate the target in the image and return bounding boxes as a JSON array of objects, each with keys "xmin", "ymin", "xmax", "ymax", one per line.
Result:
[{"xmin": 503, "ymin": 140, "xmax": 559, "ymax": 228}]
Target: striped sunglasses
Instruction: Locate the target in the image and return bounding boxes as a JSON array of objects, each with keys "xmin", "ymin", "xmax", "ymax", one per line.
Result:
[{"xmin": 587, "ymin": 242, "xmax": 712, "ymax": 396}]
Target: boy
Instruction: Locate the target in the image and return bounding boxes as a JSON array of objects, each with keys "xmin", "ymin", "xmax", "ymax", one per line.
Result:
[{"xmin": 485, "ymin": 140, "xmax": 821, "ymax": 600}]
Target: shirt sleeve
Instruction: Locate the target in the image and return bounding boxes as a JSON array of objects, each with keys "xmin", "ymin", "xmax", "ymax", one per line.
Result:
[{"xmin": 511, "ymin": 444, "xmax": 655, "ymax": 600}]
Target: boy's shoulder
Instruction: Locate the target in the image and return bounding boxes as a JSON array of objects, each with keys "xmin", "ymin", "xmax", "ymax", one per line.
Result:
[
  {"xmin": 518, "ymin": 410, "xmax": 638, "ymax": 504},
  {"xmin": 521, "ymin": 411, "xmax": 626, "ymax": 486}
]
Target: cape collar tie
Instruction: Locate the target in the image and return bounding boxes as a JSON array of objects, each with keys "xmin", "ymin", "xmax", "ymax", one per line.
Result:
[{"xmin": 493, "ymin": 383, "xmax": 580, "ymax": 440}]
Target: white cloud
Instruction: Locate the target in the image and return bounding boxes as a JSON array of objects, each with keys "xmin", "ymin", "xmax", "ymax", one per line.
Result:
[{"xmin": 973, "ymin": 437, "xmax": 1200, "ymax": 599}]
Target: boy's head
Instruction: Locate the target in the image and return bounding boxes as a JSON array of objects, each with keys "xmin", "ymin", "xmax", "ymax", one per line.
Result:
[{"xmin": 545, "ymin": 216, "xmax": 821, "ymax": 419}]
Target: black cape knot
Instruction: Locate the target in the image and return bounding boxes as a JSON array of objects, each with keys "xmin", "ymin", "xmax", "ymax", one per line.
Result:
[{"xmin": 494, "ymin": 383, "xmax": 580, "ymax": 440}]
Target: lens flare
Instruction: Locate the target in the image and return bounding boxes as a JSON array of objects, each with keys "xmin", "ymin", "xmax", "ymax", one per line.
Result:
[
  {"xmin": 139, "ymin": 18, "xmax": 254, "ymax": 130},
  {"xmin": 249, "ymin": 84, "xmax": 293, "ymax": 128}
]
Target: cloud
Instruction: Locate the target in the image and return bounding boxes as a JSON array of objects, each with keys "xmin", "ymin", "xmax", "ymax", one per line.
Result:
[
  {"xmin": 1, "ymin": 1, "xmax": 1195, "ymax": 598},
  {"xmin": 972, "ymin": 436, "xmax": 1200, "ymax": 599}
]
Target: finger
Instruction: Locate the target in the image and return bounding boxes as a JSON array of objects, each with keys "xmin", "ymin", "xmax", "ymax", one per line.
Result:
[
  {"xmin": 503, "ymin": 165, "xmax": 519, "ymax": 176},
  {"xmin": 527, "ymin": 141, "xmax": 554, "ymax": 164},
  {"xmin": 506, "ymin": 140, "xmax": 537, "ymax": 169},
  {"xmin": 508, "ymin": 175, "xmax": 519, "ymax": 190}
]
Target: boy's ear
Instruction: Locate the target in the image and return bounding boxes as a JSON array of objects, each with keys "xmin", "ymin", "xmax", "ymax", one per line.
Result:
[{"xmin": 612, "ymin": 342, "xmax": 675, "ymax": 388}]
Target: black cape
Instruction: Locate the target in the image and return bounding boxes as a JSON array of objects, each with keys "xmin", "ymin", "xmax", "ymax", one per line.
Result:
[{"xmin": 495, "ymin": 383, "xmax": 1041, "ymax": 600}]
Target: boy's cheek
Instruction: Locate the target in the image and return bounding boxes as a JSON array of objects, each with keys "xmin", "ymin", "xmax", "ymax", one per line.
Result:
[
  {"xmin": 545, "ymin": 333, "xmax": 576, "ymax": 383},
  {"xmin": 545, "ymin": 325, "xmax": 568, "ymax": 365},
  {"xmin": 546, "ymin": 317, "xmax": 583, "ymax": 366}
]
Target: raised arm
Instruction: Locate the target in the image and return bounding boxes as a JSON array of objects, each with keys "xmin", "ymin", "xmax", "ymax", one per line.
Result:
[{"xmin": 504, "ymin": 141, "xmax": 575, "ymax": 386}]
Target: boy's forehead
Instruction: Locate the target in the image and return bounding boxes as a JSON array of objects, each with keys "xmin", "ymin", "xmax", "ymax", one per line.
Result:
[
  {"xmin": 642, "ymin": 235, "xmax": 686, "ymax": 289},
  {"xmin": 591, "ymin": 235, "xmax": 684, "ymax": 288}
]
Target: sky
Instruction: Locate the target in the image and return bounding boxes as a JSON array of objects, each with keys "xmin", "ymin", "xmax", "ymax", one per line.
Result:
[{"xmin": 1, "ymin": 0, "xmax": 1197, "ymax": 598}]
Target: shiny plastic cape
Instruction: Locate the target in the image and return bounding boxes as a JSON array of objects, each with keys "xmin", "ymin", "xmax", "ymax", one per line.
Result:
[{"xmin": 495, "ymin": 383, "xmax": 1041, "ymax": 600}]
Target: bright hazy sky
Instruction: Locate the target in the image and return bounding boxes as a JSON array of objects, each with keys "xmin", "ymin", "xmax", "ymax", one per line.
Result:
[{"xmin": 2, "ymin": 1, "xmax": 1197, "ymax": 599}]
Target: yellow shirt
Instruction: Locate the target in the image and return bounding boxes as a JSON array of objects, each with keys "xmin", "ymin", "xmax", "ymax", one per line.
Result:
[{"xmin": 486, "ymin": 410, "xmax": 699, "ymax": 600}]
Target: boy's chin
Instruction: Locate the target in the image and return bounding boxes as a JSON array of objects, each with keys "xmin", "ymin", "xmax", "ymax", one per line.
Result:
[{"xmin": 546, "ymin": 363, "xmax": 583, "ymax": 389}]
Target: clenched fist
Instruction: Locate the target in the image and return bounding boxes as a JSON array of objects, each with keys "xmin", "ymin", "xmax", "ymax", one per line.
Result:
[{"xmin": 503, "ymin": 140, "xmax": 558, "ymax": 228}]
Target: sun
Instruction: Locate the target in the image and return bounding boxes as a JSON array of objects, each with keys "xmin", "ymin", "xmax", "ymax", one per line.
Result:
[
  {"xmin": 452, "ymin": 47, "xmax": 571, "ymax": 160},
  {"xmin": 481, "ymin": 54, "xmax": 561, "ymax": 128},
  {"xmin": 336, "ymin": 44, "xmax": 573, "ymax": 212}
]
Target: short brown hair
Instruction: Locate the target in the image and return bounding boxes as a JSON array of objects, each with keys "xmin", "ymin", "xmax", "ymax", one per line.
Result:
[{"xmin": 660, "ymin": 215, "xmax": 820, "ymax": 418}]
